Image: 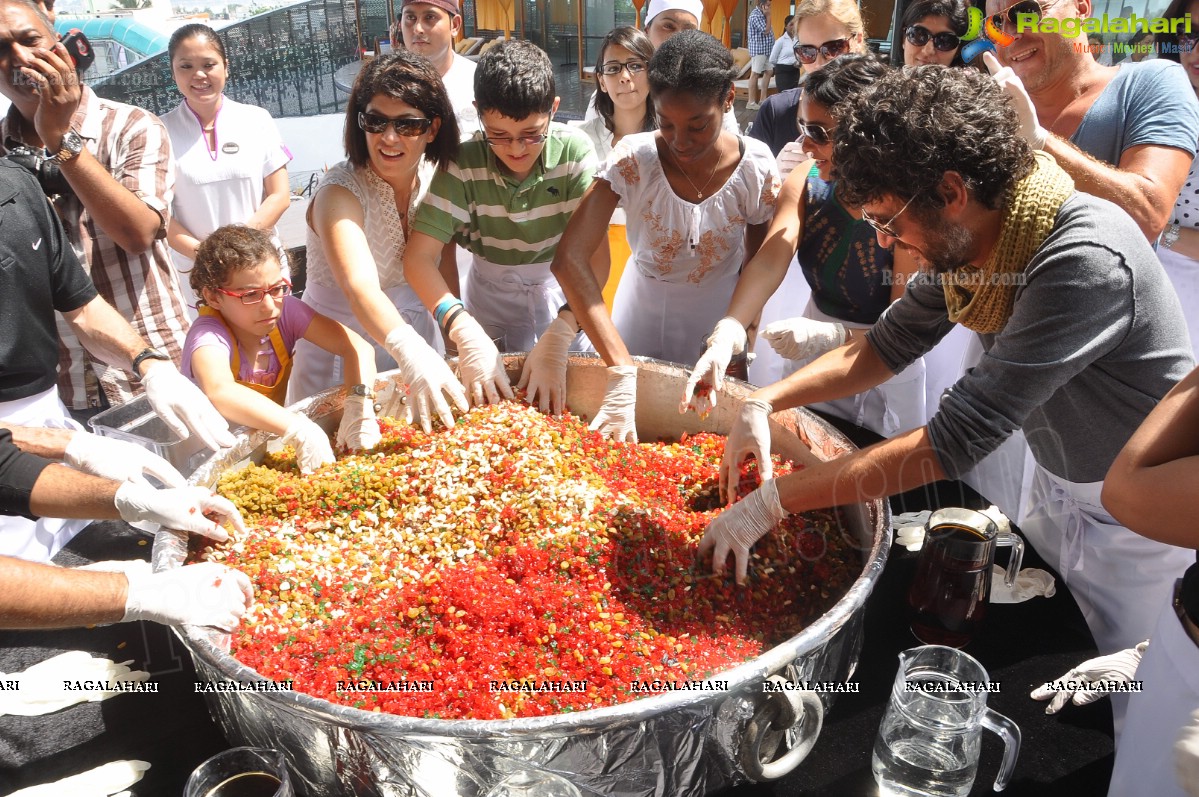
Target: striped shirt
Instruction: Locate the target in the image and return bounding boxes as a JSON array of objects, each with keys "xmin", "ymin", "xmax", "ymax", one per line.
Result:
[
  {"xmin": 412, "ymin": 123, "xmax": 597, "ymax": 266},
  {"xmin": 1, "ymin": 88, "xmax": 189, "ymax": 410},
  {"xmin": 748, "ymin": 7, "xmax": 775, "ymax": 56}
]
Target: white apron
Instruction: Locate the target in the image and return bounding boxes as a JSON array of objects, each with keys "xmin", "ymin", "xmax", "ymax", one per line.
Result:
[
  {"xmin": 287, "ymin": 279, "xmax": 442, "ymax": 405},
  {"xmin": 0, "ymin": 386, "xmax": 88, "ymax": 563},
  {"xmin": 780, "ymin": 297, "xmax": 928, "ymax": 438},
  {"xmin": 610, "ymin": 255, "xmax": 740, "ymax": 368},
  {"xmin": 1022, "ymin": 465, "xmax": 1194, "ymax": 654},
  {"xmin": 1157, "ymin": 247, "xmax": 1199, "ymax": 359},
  {"xmin": 462, "ymin": 255, "xmax": 563, "ymax": 353},
  {"xmin": 750, "ymin": 251, "xmax": 811, "ymax": 387},
  {"xmin": 1108, "ymin": 588, "xmax": 1199, "ymax": 797}
]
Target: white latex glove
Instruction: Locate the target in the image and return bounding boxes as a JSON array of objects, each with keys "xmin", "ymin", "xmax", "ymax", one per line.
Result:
[
  {"xmin": 698, "ymin": 478, "xmax": 789, "ymax": 584},
  {"xmin": 590, "ymin": 365, "xmax": 638, "ymax": 443},
  {"xmin": 64, "ymin": 432, "xmax": 185, "ymax": 488},
  {"xmin": 384, "ymin": 324, "xmax": 469, "ymax": 433},
  {"xmin": 282, "ymin": 416, "xmax": 335, "ymax": 474},
  {"xmin": 113, "ymin": 482, "xmax": 246, "ymax": 541},
  {"xmin": 7, "ymin": 760, "xmax": 150, "ymax": 796},
  {"xmin": 122, "ymin": 562, "xmax": 253, "ymax": 631},
  {"xmin": 777, "ymin": 142, "xmax": 810, "ymax": 181},
  {"xmin": 139, "ymin": 362, "xmax": 235, "ymax": 452},
  {"xmin": 517, "ymin": 315, "xmax": 576, "ymax": 415},
  {"xmin": 0, "ymin": 651, "xmax": 149, "ymax": 717},
  {"xmin": 983, "ymin": 51, "xmax": 1049, "ymax": 150},
  {"xmin": 682, "ymin": 317, "xmax": 747, "ymax": 416},
  {"xmin": 719, "ymin": 398, "xmax": 774, "ymax": 506},
  {"xmin": 1177, "ymin": 708, "xmax": 1199, "ymax": 797},
  {"xmin": 336, "ymin": 394, "xmax": 382, "ymax": 451},
  {"xmin": 760, "ymin": 317, "xmax": 847, "ymax": 361},
  {"xmin": 449, "ymin": 313, "xmax": 515, "ymax": 407},
  {"xmin": 1029, "ymin": 641, "xmax": 1149, "ymax": 714},
  {"xmin": 893, "ymin": 510, "xmax": 933, "ymax": 551}
]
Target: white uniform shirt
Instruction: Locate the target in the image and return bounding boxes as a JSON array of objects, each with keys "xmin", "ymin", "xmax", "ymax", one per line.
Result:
[
  {"xmin": 443, "ymin": 52, "xmax": 478, "ymax": 139},
  {"xmin": 162, "ymin": 96, "xmax": 291, "ymax": 311}
]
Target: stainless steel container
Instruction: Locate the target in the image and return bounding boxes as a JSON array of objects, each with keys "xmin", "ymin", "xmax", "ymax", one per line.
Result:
[{"xmin": 154, "ymin": 355, "xmax": 891, "ymax": 797}]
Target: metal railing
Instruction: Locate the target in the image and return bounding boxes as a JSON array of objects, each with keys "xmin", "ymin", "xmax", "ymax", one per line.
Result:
[{"xmin": 92, "ymin": 0, "xmax": 360, "ymax": 118}]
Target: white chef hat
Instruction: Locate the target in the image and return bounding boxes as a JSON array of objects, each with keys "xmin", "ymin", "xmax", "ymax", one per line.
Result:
[{"xmin": 645, "ymin": 0, "xmax": 704, "ymax": 26}]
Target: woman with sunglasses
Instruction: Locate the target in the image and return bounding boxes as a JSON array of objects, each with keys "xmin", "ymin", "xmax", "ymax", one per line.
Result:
[
  {"xmin": 182, "ymin": 225, "xmax": 380, "ymax": 473},
  {"xmin": 746, "ymin": 0, "xmax": 868, "ymax": 159},
  {"xmin": 163, "ymin": 24, "xmax": 293, "ymax": 317},
  {"xmin": 686, "ymin": 54, "xmax": 927, "ymax": 438},
  {"xmin": 288, "ymin": 52, "xmax": 468, "ymax": 432},
  {"xmin": 900, "ymin": 0, "xmax": 969, "ymax": 67}
]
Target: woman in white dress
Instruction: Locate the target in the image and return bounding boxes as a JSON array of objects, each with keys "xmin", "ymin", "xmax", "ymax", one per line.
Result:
[
  {"xmin": 287, "ymin": 52, "xmax": 467, "ymax": 431},
  {"xmin": 552, "ymin": 30, "xmax": 779, "ymax": 369},
  {"xmin": 162, "ymin": 24, "xmax": 292, "ymax": 317}
]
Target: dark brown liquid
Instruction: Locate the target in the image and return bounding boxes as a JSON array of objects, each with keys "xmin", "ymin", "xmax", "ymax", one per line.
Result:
[
  {"xmin": 907, "ymin": 525, "xmax": 994, "ymax": 648},
  {"xmin": 203, "ymin": 772, "xmax": 282, "ymax": 797}
]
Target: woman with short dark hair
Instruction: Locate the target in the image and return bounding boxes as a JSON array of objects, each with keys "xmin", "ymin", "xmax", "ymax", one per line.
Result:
[
  {"xmin": 899, "ymin": 0, "xmax": 969, "ymax": 67},
  {"xmin": 288, "ymin": 51, "xmax": 464, "ymax": 424}
]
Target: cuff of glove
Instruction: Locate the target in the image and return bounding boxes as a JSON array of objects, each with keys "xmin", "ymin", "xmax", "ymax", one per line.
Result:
[
  {"xmin": 384, "ymin": 325, "xmax": 420, "ymax": 359},
  {"xmin": 282, "ymin": 416, "xmax": 321, "ymax": 442},
  {"xmin": 1031, "ymin": 125, "xmax": 1049, "ymax": 151},
  {"xmin": 708, "ymin": 317, "xmax": 748, "ymax": 355},
  {"xmin": 745, "ymin": 397, "xmax": 774, "ymax": 415},
  {"xmin": 608, "ymin": 364, "xmax": 638, "ymax": 380}
]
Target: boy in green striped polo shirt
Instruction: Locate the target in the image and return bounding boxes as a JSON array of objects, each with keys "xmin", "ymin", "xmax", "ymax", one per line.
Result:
[{"xmin": 404, "ymin": 40, "xmax": 609, "ymax": 414}]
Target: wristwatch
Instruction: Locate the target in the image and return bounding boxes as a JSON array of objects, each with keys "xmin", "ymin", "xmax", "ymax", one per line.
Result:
[
  {"xmin": 1162, "ymin": 223, "xmax": 1182, "ymax": 250},
  {"xmin": 349, "ymin": 384, "xmax": 377, "ymax": 400},
  {"xmin": 49, "ymin": 129, "xmax": 84, "ymax": 165},
  {"xmin": 131, "ymin": 347, "xmax": 171, "ymax": 378}
]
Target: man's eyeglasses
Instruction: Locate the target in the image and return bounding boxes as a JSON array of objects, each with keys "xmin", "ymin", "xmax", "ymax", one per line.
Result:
[
  {"xmin": 904, "ymin": 24, "xmax": 961, "ymax": 52},
  {"xmin": 358, "ymin": 112, "xmax": 434, "ymax": 137},
  {"xmin": 860, "ymin": 194, "xmax": 919, "ymax": 238},
  {"xmin": 480, "ymin": 120, "xmax": 552, "ymax": 149},
  {"xmin": 990, "ymin": 0, "xmax": 1060, "ymax": 32},
  {"xmin": 794, "ymin": 37, "xmax": 852, "ymax": 64},
  {"xmin": 598, "ymin": 59, "xmax": 648, "ymax": 76},
  {"xmin": 797, "ymin": 121, "xmax": 832, "ymax": 147},
  {"xmin": 215, "ymin": 279, "xmax": 292, "ymax": 305}
]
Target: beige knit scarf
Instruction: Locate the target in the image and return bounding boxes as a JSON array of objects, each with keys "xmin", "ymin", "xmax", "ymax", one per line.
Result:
[{"xmin": 943, "ymin": 152, "xmax": 1075, "ymax": 334}]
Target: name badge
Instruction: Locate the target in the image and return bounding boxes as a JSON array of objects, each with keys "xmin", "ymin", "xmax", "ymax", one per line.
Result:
[{"xmin": 222, "ymin": 142, "xmax": 240, "ymax": 155}]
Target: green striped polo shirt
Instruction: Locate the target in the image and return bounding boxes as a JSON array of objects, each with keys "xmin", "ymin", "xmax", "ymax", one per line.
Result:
[{"xmin": 412, "ymin": 122, "xmax": 597, "ymax": 266}]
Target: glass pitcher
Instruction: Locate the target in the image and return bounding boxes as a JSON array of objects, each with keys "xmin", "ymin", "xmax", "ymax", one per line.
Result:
[
  {"xmin": 908, "ymin": 507, "xmax": 1025, "ymax": 648},
  {"xmin": 872, "ymin": 645, "xmax": 1020, "ymax": 797},
  {"xmin": 183, "ymin": 747, "xmax": 293, "ymax": 797}
]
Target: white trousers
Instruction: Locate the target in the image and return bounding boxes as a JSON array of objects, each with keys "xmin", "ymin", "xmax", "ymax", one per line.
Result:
[{"xmin": 1108, "ymin": 590, "xmax": 1199, "ymax": 797}]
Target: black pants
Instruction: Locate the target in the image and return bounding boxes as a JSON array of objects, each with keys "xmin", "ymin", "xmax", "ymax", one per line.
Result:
[{"xmin": 774, "ymin": 63, "xmax": 801, "ymax": 92}]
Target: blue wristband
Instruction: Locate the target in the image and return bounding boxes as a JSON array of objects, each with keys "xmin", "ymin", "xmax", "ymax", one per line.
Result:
[{"xmin": 434, "ymin": 298, "xmax": 464, "ymax": 325}]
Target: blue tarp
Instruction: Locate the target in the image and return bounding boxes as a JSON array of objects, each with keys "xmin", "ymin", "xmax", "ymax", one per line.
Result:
[{"xmin": 56, "ymin": 16, "xmax": 170, "ymax": 58}]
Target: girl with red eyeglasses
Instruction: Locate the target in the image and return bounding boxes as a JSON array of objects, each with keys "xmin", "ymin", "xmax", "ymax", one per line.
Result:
[{"xmin": 181, "ymin": 225, "xmax": 381, "ymax": 474}]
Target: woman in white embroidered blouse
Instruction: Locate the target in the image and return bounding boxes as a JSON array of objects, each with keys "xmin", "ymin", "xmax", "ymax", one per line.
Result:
[
  {"xmin": 544, "ymin": 30, "xmax": 780, "ymax": 441},
  {"xmin": 287, "ymin": 53, "xmax": 468, "ymax": 431}
]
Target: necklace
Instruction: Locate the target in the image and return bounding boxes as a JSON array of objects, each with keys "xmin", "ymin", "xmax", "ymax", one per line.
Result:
[{"xmin": 670, "ymin": 138, "xmax": 723, "ymax": 201}]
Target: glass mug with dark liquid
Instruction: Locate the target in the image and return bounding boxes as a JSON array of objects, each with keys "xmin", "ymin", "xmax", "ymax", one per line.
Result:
[
  {"xmin": 184, "ymin": 747, "xmax": 292, "ymax": 797},
  {"xmin": 907, "ymin": 508, "xmax": 1024, "ymax": 648}
]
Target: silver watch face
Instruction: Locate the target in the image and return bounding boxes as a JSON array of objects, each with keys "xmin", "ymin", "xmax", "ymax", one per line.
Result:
[
  {"xmin": 61, "ymin": 130, "xmax": 83, "ymax": 155},
  {"xmin": 351, "ymin": 384, "xmax": 374, "ymax": 397}
]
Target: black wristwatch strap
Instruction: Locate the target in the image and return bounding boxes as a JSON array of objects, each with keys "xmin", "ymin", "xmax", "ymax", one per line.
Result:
[{"xmin": 131, "ymin": 347, "xmax": 171, "ymax": 379}]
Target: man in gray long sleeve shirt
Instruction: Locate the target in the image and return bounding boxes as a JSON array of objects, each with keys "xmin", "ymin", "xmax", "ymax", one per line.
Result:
[{"xmin": 700, "ymin": 66, "xmax": 1194, "ymax": 673}]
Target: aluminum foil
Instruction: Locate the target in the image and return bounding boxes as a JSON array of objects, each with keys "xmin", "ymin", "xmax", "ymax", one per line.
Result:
[{"xmin": 155, "ymin": 355, "xmax": 891, "ymax": 796}]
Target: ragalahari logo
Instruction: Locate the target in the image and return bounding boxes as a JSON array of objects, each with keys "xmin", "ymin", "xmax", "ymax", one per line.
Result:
[{"xmin": 959, "ymin": 4, "xmax": 1193, "ymax": 62}]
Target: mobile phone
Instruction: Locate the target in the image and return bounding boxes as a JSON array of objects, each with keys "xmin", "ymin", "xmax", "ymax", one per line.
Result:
[{"xmin": 60, "ymin": 29, "xmax": 95, "ymax": 73}]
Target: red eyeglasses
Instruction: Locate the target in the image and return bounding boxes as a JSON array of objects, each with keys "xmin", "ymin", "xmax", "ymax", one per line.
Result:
[{"xmin": 215, "ymin": 279, "xmax": 292, "ymax": 305}]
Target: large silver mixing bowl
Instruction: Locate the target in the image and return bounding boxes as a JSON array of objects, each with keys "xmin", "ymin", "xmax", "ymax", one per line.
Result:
[{"xmin": 154, "ymin": 355, "xmax": 891, "ymax": 796}]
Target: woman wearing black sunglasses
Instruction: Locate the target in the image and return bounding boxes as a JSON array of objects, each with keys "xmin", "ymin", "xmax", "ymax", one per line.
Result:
[
  {"xmin": 900, "ymin": 0, "xmax": 969, "ymax": 67},
  {"xmin": 686, "ymin": 54, "xmax": 928, "ymax": 440},
  {"xmin": 289, "ymin": 52, "xmax": 468, "ymax": 432}
]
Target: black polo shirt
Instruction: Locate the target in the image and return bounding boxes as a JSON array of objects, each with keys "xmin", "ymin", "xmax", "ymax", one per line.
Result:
[
  {"xmin": 0, "ymin": 160, "xmax": 97, "ymax": 403},
  {"xmin": 0, "ymin": 428, "xmax": 53, "ymax": 520},
  {"xmin": 746, "ymin": 87, "xmax": 802, "ymax": 157}
]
